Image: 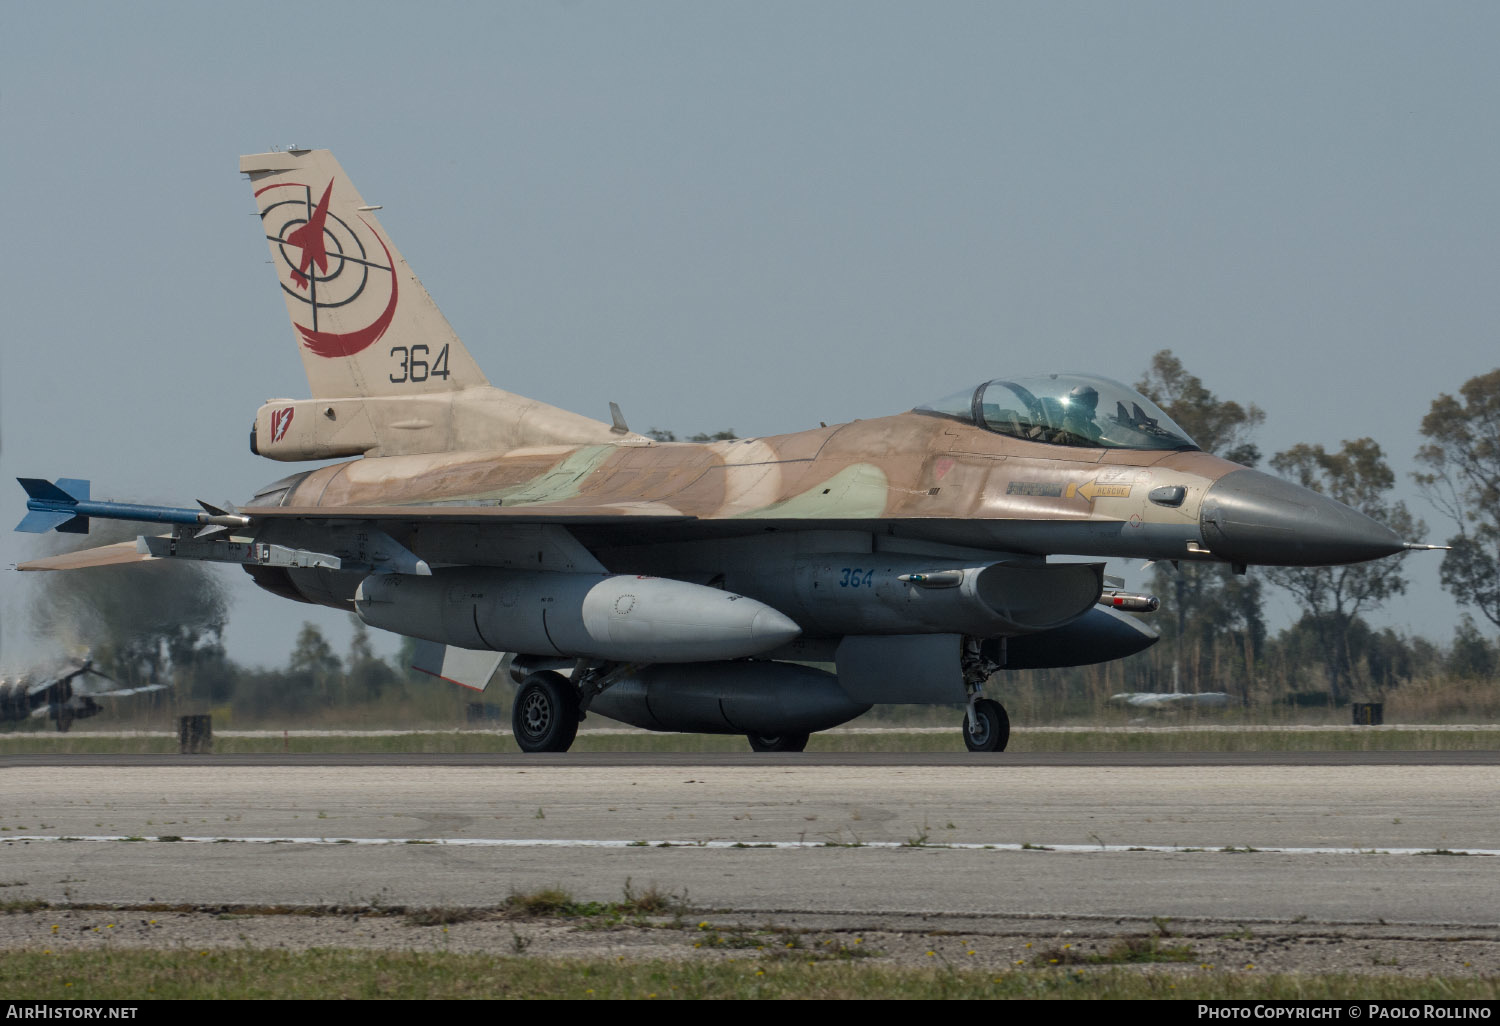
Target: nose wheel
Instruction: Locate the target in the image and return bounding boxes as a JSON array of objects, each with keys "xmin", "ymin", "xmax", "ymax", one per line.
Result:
[
  {"xmin": 512, "ymin": 671, "xmax": 580, "ymax": 753},
  {"xmin": 963, "ymin": 698, "xmax": 1010, "ymax": 752}
]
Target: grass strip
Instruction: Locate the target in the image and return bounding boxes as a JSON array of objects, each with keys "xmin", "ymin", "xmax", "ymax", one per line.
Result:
[{"xmin": 1, "ymin": 949, "xmax": 1497, "ymax": 1000}]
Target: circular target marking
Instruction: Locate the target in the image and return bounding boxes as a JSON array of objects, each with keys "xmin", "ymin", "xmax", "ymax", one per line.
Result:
[{"xmin": 255, "ymin": 179, "xmax": 398, "ymax": 358}]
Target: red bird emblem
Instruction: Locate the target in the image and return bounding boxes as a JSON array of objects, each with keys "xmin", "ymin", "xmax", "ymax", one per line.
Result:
[{"xmin": 284, "ymin": 180, "xmax": 335, "ymax": 289}]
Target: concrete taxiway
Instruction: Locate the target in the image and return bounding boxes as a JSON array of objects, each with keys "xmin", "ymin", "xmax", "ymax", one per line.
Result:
[{"xmin": 1, "ymin": 756, "xmax": 1496, "ymax": 928}]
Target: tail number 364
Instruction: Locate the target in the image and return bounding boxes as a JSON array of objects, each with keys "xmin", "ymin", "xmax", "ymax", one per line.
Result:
[{"xmin": 390, "ymin": 344, "xmax": 451, "ymax": 384}]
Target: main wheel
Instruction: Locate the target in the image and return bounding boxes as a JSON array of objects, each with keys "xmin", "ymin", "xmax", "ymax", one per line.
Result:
[
  {"xmin": 512, "ymin": 671, "xmax": 580, "ymax": 753},
  {"xmin": 963, "ymin": 698, "xmax": 1009, "ymax": 752},
  {"xmin": 747, "ymin": 732, "xmax": 810, "ymax": 753}
]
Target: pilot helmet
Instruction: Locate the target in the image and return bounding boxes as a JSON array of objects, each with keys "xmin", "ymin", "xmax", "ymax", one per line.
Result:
[{"xmin": 1067, "ymin": 384, "xmax": 1099, "ymax": 412}]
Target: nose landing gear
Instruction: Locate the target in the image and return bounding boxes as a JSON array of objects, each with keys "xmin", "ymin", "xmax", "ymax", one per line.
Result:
[
  {"xmin": 961, "ymin": 635, "xmax": 1009, "ymax": 752},
  {"xmin": 963, "ymin": 697, "xmax": 1010, "ymax": 752}
]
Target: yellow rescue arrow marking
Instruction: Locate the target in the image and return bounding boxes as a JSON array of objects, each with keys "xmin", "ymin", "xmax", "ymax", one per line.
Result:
[{"xmin": 1066, "ymin": 479, "xmax": 1133, "ymax": 502}]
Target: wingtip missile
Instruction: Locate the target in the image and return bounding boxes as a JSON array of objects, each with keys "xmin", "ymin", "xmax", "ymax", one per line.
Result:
[{"xmin": 15, "ymin": 478, "xmax": 252, "ymax": 535}]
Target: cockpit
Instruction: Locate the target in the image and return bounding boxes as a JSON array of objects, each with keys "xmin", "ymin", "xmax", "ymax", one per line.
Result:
[{"xmin": 914, "ymin": 373, "xmax": 1200, "ymax": 452}]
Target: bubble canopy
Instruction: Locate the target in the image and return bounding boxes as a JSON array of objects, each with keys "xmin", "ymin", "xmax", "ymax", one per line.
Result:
[{"xmin": 914, "ymin": 374, "xmax": 1200, "ymax": 452}]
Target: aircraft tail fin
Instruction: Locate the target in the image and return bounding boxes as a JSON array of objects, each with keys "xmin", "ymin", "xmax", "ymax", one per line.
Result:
[{"xmin": 241, "ymin": 149, "xmax": 489, "ymax": 400}]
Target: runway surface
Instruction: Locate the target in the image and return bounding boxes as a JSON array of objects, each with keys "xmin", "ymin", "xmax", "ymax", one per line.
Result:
[{"xmin": 3, "ymin": 755, "xmax": 1497, "ymax": 930}]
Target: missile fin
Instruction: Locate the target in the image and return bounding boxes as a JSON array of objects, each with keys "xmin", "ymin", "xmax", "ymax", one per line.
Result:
[
  {"xmin": 16, "ymin": 509, "xmax": 85, "ymax": 534},
  {"xmin": 18, "ymin": 478, "xmax": 76, "ymax": 503}
]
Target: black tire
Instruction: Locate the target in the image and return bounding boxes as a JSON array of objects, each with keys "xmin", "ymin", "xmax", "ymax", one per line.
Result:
[
  {"xmin": 512, "ymin": 671, "xmax": 580, "ymax": 753},
  {"xmin": 747, "ymin": 732, "xmax": 810, "ymax": 753},
  {"xmin": 963, "ymin": 698, "xmax": 1009, "ymax": 752}
]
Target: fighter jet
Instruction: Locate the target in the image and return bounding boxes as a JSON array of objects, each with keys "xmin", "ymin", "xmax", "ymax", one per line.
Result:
[
  {"xmin": 0, "ymin": 657, "xmax": 164, "ymax": 732},
  {"xmin": 16, "ymin": 149, "xmax": 1416, "ymax": 753}
]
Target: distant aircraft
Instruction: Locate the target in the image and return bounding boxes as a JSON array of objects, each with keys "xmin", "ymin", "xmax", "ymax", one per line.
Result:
[
  {"xmin": 1111, "ymin": 692, "xmax": 1232, "ymax": 710},
  {"xmin": 0, "ymin": 657, "xmax": 164, "ymax": 732},
  {"xmin": 15, "ymin": 149, "xmax": 1421, "ymax": 753}
]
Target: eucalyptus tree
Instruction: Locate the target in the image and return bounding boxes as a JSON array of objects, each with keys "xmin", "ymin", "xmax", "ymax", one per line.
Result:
[{"xmin": 1415, "ymin": 369, "xmax": 1500, "ymax": 631}]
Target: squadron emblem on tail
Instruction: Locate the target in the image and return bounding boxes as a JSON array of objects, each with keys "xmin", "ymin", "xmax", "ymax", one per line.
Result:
[{"xmin": 257, "ymin": 177, "xmax": 398, "ymax": 358}]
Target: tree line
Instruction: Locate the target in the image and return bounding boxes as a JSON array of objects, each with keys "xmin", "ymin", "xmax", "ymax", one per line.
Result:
[{"xmin": 1098, "ymin": 351, "xmax": 1499, "ymax": 708}]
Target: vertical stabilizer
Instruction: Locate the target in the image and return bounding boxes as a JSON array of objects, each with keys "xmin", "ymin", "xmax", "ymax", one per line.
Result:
[{"xmin": 241, "ymin": 149, "xmax": 489, "ymax": 399}]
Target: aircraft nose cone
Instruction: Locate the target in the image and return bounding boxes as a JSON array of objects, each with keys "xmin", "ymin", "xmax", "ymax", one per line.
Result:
[
  {"xmin": 1200, "ymin": 469, "xmax": 1405, "ymax": 567},
  {"xmin": 750, "ymin": 606, "xmax": 803, "ymax": 647}
]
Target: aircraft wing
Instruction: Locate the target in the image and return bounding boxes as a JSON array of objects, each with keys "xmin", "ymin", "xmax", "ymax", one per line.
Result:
[
  {"xmin": 241, "ymin": 501, "xmax": 697, "ymax": 524},
  {"xmin": 24, "ymin": 677, "xmax": 66, "ymax": 698},
  {"xmin": 25, "ymin": 684, "xmax": 164, "ymax": 714}
]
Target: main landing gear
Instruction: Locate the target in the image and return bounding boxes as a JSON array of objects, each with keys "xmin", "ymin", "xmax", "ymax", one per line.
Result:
[
  {"xmin": 512, "ymin": 660, "xmax": 637, "ymax": 753},
  {"xmin": 511, "ymin": 671, "xmax": 579, "ymax": 753}
]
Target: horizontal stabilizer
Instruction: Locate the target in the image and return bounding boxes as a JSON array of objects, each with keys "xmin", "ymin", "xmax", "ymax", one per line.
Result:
[{"xmin": 18, "ymin": 540, "xmax": 157, "ymax": 571}]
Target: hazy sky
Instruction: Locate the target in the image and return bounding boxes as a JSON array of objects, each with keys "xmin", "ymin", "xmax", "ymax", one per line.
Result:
[{"xmin": 3, "ymin": 1, "xmax": 1497, "ymax": 669}]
